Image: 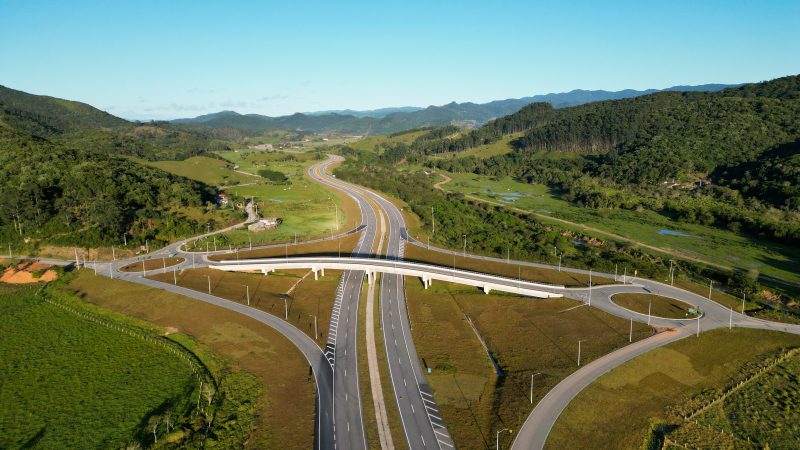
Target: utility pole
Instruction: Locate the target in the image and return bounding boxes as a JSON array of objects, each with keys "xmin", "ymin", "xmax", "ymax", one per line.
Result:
[
  {"xmin": 249, "ymin": 234, "xmax": 252, "ymax": 250},
  {"xmin": 192, "ymin": 253, "xmax": 195, "ymax": 269},
  {"xmin": 123, "ymin": 234, "xmax": 127, "ymax": 246},
  {"xmin": 173, "ymin": 268, "xmax": 177, "ymax": 285},
  {"xmin": 112, "ymin": 246, "xmax": 116, "ymax": 261},
  {"xmin": 708, "ymin": 279, "xmax": 713, "ymax": 300},
  {"xmin": 669, "ymin": 260, "xmax": 674, "ymax": 285},
  {"xmin": 742, "ymin": 293, "xmax": 746, "ymax": 315},
  {"xmin": 577, "ymin": 340, "xmax": 584, "ymax": 367},
  {"xmin": 142, "ymin": 260, "xmax": 147, "ymax": 277},
  {"xmin": 145, "ymin": 239, "xmax": 149, "ymax": 253},
  {"xmin": 207, "ymin": 275, "xmax": 211, "ymax": 294},
  {"xmin": 623, "ymin": 267, "xmax": 627, "ymax": 284},
  {"xmin": 614, "ymin": 264, "xmax": 618, "ymax": 282},
  {"xmin": 75, "ymin": 248, "xmax": 80, "ymax": 268},
  {"xmin": 507, "ymin": 248, "xmax": 510, "ymax": 264},
  {"xmin": 284, "ymin": 298, "xmax": 288, "ymax": 320},
  {"xmin": 8, "ymin": 242, "xmax": 11, "ymax": 258},
  {"xmin": 162, "ymin": 257, "xmax": 166, "ymax": 270},
  {"xmin": 213, "ymin": 236, "xmax": 217, "ymax": 252},
  {"xmin": 729, "ymin": 307, "xmax": 733, "ymax": 329},
  {"xmin": 431, "ymin": 206, "xmax": 435, "ymax": 236},
  {"xmin": 696, "ymin": 316, "xmax": 701, "ymax": 337},
  {"xmin": 648, "ymin": 300, "xmax": 652, "ymax": 325},
  {"xmin": 245, "ymin": 285, "xmax": 250, "ymax": 306},
  {"xmin": 462, "ymin": 234, "xmax": 467, "ymax": 257},
  {"xmin": 558, "ymin": 253, "xmax": 562, "ymax": 272}
]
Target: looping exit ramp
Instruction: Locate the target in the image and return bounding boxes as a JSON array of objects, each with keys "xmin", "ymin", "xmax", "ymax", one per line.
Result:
[{"xmin": 210, "ymin": 256, "xmax": 565, "ymax": 299}]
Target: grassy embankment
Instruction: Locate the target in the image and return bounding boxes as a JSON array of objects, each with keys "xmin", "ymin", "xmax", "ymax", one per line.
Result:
[
  {"xmin": 64, "ymin": 270, "xmax": 317, "ymax": 449},
  {"xmin": 548, "ymin": 328, "xmax": 800, "ymax": 449},
  {"xmin": 148, "ymin": 267, "xmax": 339, "ymax": 345},
  {"xmin": 405, "ymin": 244, "xmax": 614, "ymax": 287},
  {"xmin": 612, "ymin": 293, "xmax": 700, "ymax": 319},
  {"xmin": 0, "ymin": 282, "xmax": 201, "ymax": 449},
  {"xmin": 404, "ymin": 278, "xmax": 653, "ymax": 449},
  {"xmin": 208, "ymin": 229, "xmax": 361, "ymax": 261},
  {"xmin": 119, "ymin": 257, "xmax": 184, "ymax": 272}
]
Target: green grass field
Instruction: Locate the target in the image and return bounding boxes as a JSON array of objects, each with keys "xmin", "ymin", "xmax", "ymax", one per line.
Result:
[
  {"xmin": 404, "ymin": 278, "xmax": 653, "ymax": 449},
  {"xmin": 441, "ymin": 172, "xmax": 800, "ymax": 284},
  {"xmin": 547, "ymin": 328, "xmax": 800, "ymax": 449},
  {"xmin": 185, "ymin": 151, "xmax": 361, "ymax": 246},
  {"xmin": 64, "ymin": 271, "xmax": 316, "ymax": 449},
  {"xmin": 0, "ymin": 283, "xmax": 199, "ymax": 449},
  {"xmin": 673, "ymin": 351, "xmax": 800, "ymax": 448},
  {"xmin": 344, "ymin": 130, "xmax": 430, "ymax": 154},
  {"xmin": 612, "ymin": 293, "xmax": 700, "ymax": 319},
  {"xmin": 143, "ymin": 155, "xmax": 257, "ymax": 186}
]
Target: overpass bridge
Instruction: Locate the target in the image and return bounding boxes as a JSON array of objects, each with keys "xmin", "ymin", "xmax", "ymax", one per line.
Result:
[{"xmin": 210, "ymin": 256, "xmax": 565, "ymax": 299}]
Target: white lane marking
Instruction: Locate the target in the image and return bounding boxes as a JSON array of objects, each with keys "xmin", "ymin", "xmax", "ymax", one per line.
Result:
[{"xmin": 403, "ymin": 378, "xmax": 407, "ymax": 386}]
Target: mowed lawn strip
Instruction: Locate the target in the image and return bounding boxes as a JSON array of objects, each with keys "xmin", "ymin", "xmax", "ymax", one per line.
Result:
[
  {"xmin": 612, "ymin": 293, "xmax": 700, "ymax": 319},
  {"xmin": 64, "ymin": 271, "xmax": 317, "ymax": 449},
  {"xmin": 404, "ymin": 278, "xmax": 652, "ymax": 449},
  {"xmin": 405, "ymin": 244, "xmax": 615, "ymax": 287},
  {"xmin": 547, "ymin": 328, "xmax": 800, "ymax": 450},
  {"xmin": 119, "ymin": 257, "xmax": 184, "ymax": 272},
  {"xmin": 208, "ymin": 231, "xmax": 361, "ymax": 261}
]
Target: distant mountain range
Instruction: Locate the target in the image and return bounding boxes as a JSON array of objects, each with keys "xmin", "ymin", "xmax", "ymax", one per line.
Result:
[{"xmin": 171, "ymin": 83, "xmax": 739, "ymax": 135}]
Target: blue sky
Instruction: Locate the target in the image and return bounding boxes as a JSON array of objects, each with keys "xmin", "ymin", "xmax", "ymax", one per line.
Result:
[{"xmin": 1, "ymin": 0, "xmax": 798, "ymax": 120}]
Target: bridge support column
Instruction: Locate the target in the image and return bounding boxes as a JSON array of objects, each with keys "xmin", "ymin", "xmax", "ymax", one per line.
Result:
[
  {"xmin": 367, "ymin": 271, "xmax": 374, "ymax": 284},
  {"xmin": 321, "ymin": 267, "xmax": 325, "ymax": 277},
  {"xmin": 421, "ymin": 275, "xmax": 432, "ymax": 289},
  {"xmin": 311, "ymin": 265, "xmax": 318, "ymax": 280},
  {"xmin": 483, "ymin": 285, "xmax": 491, "ymax": 295},
  {"xmin": 261, "ymin": 268, "xmax": 274, "ymax": 275}
]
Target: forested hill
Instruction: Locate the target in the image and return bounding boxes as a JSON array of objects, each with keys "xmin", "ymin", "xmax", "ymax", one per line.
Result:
[
  {"xmin": 428, "ymin": 75, "xmax": 800, "ymax": 187},
  {"xmin": 172, "ymin": 83, "xmax": 735, "ymax": 135},
  {"xmin": 0, "ymin": 85, "xmax": 228, "ymax": 160},
  {"xmin": 389, "ymin": 75, "xmax": 800, "ymax": 245},
  {"xmin": 0, "ymin": 86, "xmax": 220, "ymax": 248}
]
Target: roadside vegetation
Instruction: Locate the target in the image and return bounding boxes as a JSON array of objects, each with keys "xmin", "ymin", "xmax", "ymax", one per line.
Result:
[
  {"xmin": 148, "ymin": 267, "xmax": 339, "ymax": 345},
  {"xmin": 548, "ymin": 328, "xmax": 800, "ymax": 449},
  {"xmin": 64, "ymin": 270, "xmax": 317, "ymax": 449},
  {"xmin": 404, "ymin": 278, "xmax": 653, "ymax": 449}
]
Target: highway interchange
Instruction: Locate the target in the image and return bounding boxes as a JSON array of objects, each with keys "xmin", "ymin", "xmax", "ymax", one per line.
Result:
[{"xmin": 74, "ymin": 154, "xmax": 800, "ymax": 450}]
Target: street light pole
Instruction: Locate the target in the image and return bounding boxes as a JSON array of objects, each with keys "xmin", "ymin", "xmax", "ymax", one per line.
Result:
[
  {"xmin": 629, "ymin": 317, "xmax": 633, "ymax": 342},
  {"xmin": 530, "ymin": 372, "xmax": 542, "ymax": 404},
  {"xmin": 742, "ymin": 293, "xmax": 746, "ymax": 315},
  {"xmin": 708, "ymin": 279, "xmax": 713, "ymax": 300},
  {"xmin": 462, "ymin": 234, "xmax": 467, "ymax": 257},
  {"xmin": 496, "ymin": 428, "xmax": 512, "ymax": 450},
  {"xmin": 648, "ymin": 300, "xmax": 652, "ymax": 325},
  {"xmin": 577, "ymin": 340, "xmax": 585, "ymax": 367},
  {"xmin": 207, "ymin": 275, "xmax": 211, "ymax": 294},
  {"xmin": 245, "ymin": 285, "xmax": 250, "ymax": 306},
  {"xmin": 588, "ymin": 269, "xmax": 592, "ymax": 307},
  {"xmin": 558, "ymin": 253, "xmax": 562, "ymax": 272},
  {"xmin": 284, "ymin": 298, "xmax": 288, "ymax": 320}
]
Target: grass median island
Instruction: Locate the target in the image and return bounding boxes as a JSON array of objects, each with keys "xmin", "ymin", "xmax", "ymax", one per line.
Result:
[
  {"xmin": 405, "ymin": 244, "xmax": 615, "ymax": 287},
  {"xmin": 612, "ymin": 293, "xmax": 700, "ymax": 319},
  {"xmin": 149, "ymin": 267, "xmax": 339, "ymax": 345},
  {"xmin": 63, "ymin": 270, "xmax": 317, "ymax": 449},
  {"xmin": 0, "ymin": 283, "xmax": 201, "ymax": 449},
  {"xmin": 547, "ymin": 328, "xmax": 800, "ymax": 450},
  {"xmin": 404, "ymin": 277, "xmax": 653, "ymax": 449},
  {"xmin": 119, "ymin": 257, "xmax": 184, "ymax": 272},
  {"xmin": 208, "ymin": 230, "xmax": 362, "ymax": 261}
]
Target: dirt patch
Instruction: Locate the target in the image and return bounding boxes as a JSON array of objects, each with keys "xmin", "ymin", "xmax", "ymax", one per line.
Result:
[{"xmin": 1, "ymin": 261, "xmax": 58, "ymax": 284}]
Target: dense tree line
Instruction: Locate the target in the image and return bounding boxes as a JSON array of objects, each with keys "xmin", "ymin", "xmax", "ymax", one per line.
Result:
[
  {"xmin": 333, "ymin": 148, "xmax": 753, "ymax": 289},
  {"xmin": 0, "ymin": 128, "xmax": 217, "ymax": 248}
]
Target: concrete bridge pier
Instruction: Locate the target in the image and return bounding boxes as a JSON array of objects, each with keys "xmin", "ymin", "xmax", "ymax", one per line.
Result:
[
  {"xmin": 421, "ymin": 275, "xmax": 432, "ymax": 289},
  {"xmin": 483, "ymin": 285, "xmax": 491, "ymax": 295},
  {"xmin": 367, "ymin": 271, "xmax": 375, "ymax": 284},
  {"xmin": 261, "ymin": 268, "xmax": 275, "ymax": 275}
]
